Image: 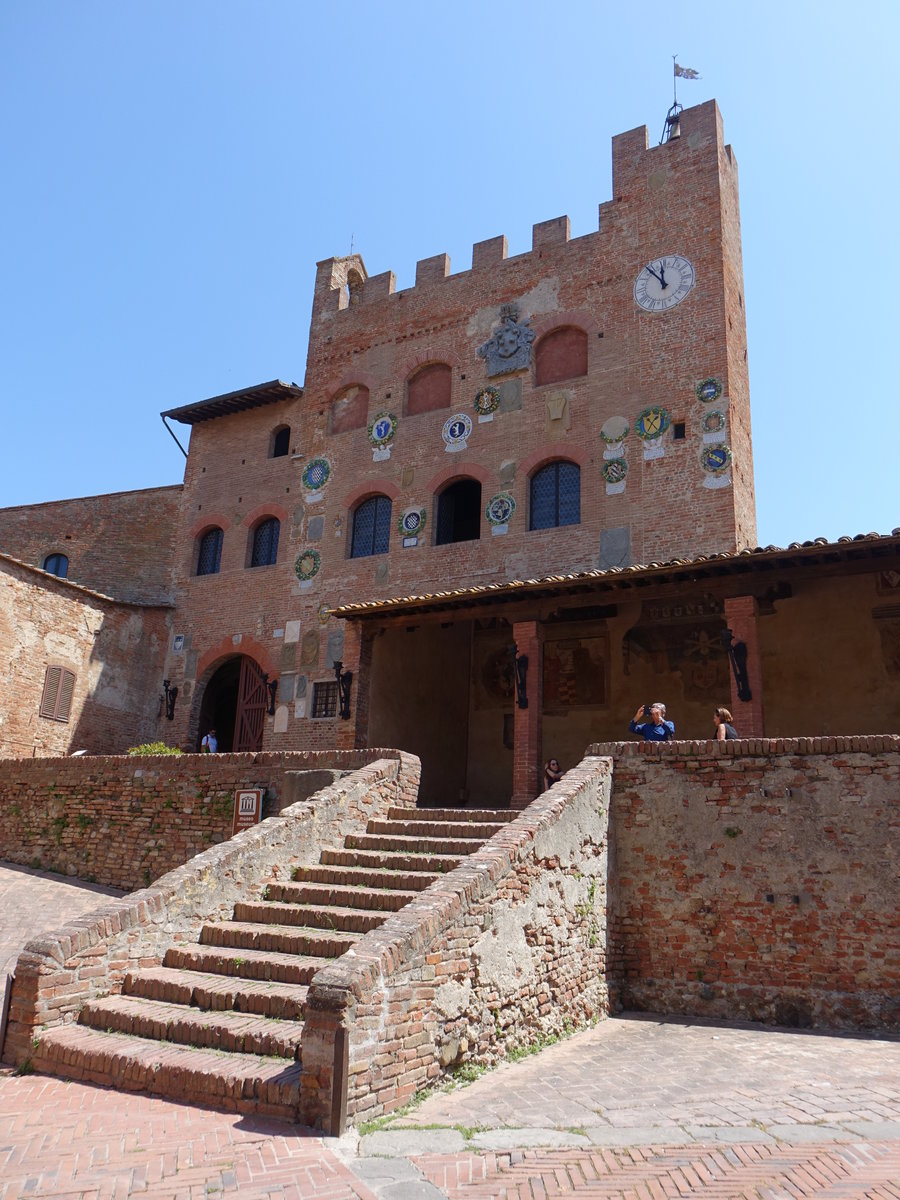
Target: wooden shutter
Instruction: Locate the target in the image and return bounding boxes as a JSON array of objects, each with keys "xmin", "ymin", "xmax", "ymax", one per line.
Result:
[{"xmin": 40, "ymin": 666, "xmax": 76, "ymax": 722}]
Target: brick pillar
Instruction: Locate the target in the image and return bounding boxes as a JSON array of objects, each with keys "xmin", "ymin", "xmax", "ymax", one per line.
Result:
[
  {"xmin": 510, "ymin": 620, "xmax": 543, "ymax": 809},
  {"xmin": 723, "ymin": 595, "xmax": 765, "ymax": 737}
]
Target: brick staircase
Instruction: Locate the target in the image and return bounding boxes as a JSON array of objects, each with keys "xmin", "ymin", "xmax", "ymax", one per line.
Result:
[{"xmin": 30, "ymin": 806, "xmax": 517, "ymax": 1118}]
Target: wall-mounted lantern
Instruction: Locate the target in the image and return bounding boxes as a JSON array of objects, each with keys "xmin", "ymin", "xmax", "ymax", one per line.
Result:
[
  {"xmin": 721, "ymin": 628, "xmax": 752, "ymax": 702},
  {"xmin": 262, "ymin": 674, "xmax": 278, "ymax": 716},
  {"xmin": 162, "ymin": 679, "xmax": 178, "ymax": 721},
  {"xmin": 333, "ymin": 660, "xmax": 353, "ymax": 720}
]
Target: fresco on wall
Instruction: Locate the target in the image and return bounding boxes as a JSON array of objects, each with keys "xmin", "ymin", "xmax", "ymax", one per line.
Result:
[
  {"xmin": 623, "ymin": 616, "xmax": 729, "ymax": 700},
  {"xmin": 475, "ymin": 643, "xmax": 515, "ymax": 709},
  {"xmin": 543, "ymin": 636, "xmax": 607, "ymax": 710}
]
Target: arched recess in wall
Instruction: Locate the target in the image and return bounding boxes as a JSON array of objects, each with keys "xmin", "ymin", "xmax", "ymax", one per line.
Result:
[
  {"xmin": 347, "ymin": 268, "xmax": 364, "ymax": 306},
  {"xmin": 534, "ymin": 325, "xmax": 588, "ymax": 387},
  {"xmin": 329, "ymin": 384, "xmax": 369, "ymax": 434},
  {"xmin": 270, "ymin": 425, "xmax": 291, "ymax": 458},
  {"xmin": 406, "ymin": 362, "xmax": 452, "ymax": 416},
  {"xmin": 195, "ymin": 526, "xmax": 224, "ymax": 576},
  {"xmin": 435, "ymin": 477, "xmax": 482, "ymax": 545}
]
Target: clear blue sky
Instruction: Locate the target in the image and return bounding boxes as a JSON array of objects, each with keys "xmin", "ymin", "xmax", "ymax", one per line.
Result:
[{"xmin": 1, "ymin": 1, "xmax": 897, "ymax": 547}]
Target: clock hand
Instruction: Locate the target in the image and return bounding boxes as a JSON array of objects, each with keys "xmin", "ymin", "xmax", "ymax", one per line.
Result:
[
  {"xmin": 646, "ymin": 264, "xmax": 664, "ymax": 285},
  {"xmin": 658, "ymin": 261, "xmax": 668, "ymax": 289}
]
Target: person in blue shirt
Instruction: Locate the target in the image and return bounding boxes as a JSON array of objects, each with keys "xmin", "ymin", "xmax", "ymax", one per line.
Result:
[{"xmin": 629, "ymin": 702, "xmax": 675, "ymax": 741}]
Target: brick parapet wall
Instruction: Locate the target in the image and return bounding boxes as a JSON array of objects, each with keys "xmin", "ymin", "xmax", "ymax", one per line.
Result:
[
  {"xmin": 298, "ymin": 756, "xmax": 612, "ymax": 1131},
  {"xmin": 0, "ymin": 748, "xmax": 415, "ymax": 889},
  {"xmin": 591, "ymin": 737, "xmax": 900, "ymax": 1032},
  {"xmin": 1, "ymin": 753, "xmax": 420, "ymax": 1066}
]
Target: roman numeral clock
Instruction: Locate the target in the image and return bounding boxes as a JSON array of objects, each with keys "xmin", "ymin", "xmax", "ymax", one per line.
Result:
[{"xmin": 634, "ymin": 255, "xmax": 695, "ymax": 311}]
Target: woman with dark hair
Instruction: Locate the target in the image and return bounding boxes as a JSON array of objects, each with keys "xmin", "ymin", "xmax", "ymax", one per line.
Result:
[
  {"xmin": 543, "ymin": 758, "xmax": 563, "ymax": 790},
  {"xmin": 713, "ymin": 708, "xmax": 738, "ymax": 740}
]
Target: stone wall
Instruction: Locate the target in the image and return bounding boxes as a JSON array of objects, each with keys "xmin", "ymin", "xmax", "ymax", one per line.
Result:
[
  {"xmin": 299, "ymin": 755, "xmax": 612, "ymax": 1131},
  {"xmin": 594, "ymin": 736, "xmax": 900, "ymax": 1031},
  {"xmin": 0, "ymin": 555, "xmax": 172, "ymax": 758},
  {"xmin": 1, "ymin": 753, "xmax": 420, "ymax": 1066},
  {"xmin": 0, "ymin": 748, "xmax": 413, "ymax": 890}
]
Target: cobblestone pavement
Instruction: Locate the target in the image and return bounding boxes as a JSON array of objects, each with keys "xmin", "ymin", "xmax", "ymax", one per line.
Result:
[
  {"xmin": 0, "ymin": 862, "xmax": 124, "ymax": 977},
  {"xmin": 1, "ymin": 866, "xmax": 898, "ymax": 1198}
]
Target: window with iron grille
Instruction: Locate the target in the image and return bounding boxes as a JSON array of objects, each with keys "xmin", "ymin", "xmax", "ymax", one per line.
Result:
[
  {"xmin": 196, "ymin": 527, "xmax": 223, "ymax": 576},
  {"xmin": 43, "ymin": 553, "xmax": 68, "ymax": 578},
  {"xmin": 271, "ymin": 426, "xmax": 291, "ymax": 457},
  {"xmin": 351, "ymin": 495, "xmax": 391, "ymax": 558},
  {"xmin": 435, "ymin": 479, "xmax": 481, "ymax": 545},
  {"xmin": 40, "ymin": 665, "xmax": 76, "ymax": 722},
  {"xmin": 530, "ymin": 461, "xmax": 580, "ymax": 530},
  {"xmin": 311, "ymin": 680, "xmax": 338, "ymax": 718},
  {"xmin": 250, "ymin": 518, "xmax": 280, "ymax": 567}
]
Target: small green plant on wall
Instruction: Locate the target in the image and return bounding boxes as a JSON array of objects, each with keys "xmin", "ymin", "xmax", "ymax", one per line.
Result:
[{"xmin": 128, "ymin": 742, "xmax": 183, "ymax": 755}]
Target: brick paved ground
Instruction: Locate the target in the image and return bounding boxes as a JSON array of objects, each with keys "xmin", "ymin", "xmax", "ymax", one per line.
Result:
[
  {"xmin": 0, "ymin": 862, "xmax": 124, "ymax": 977},
  {"xmin": 1, "ymin": 866, "xmax": 899, "ymax": 1198}
]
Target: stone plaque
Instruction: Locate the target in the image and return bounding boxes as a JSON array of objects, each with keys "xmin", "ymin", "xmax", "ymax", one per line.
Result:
[
  {"xmin": 307, "ymin": 515, "xmax": 324, "ymax": 541},
  {"xmin": 280, "ymin": 642, "xmax": 298, "ymax": 670},
  {"xmin": 598, "ymin": 527, "xmax": 631, "ymax": 571},
  {"xmin": 295, "ymin": 674, "xmax": 308, "ymax": 698},
  {"xmin": 499, "ymin": 459, "xmax": 516, "ymax": 485},
  {"xmin": 325, "ymin": 627, "xmax": 345, "ymax": 669},
  {"xmin": 300, "ymin": 630, "xmax": 319, "ymax": 666},
  {"xmin": 497, "ymin": 379, "xmax": 523, "ymax": 413},
  {"xmin": 279, "ymin": 673, "xmax": 296, "ymax": 703}
]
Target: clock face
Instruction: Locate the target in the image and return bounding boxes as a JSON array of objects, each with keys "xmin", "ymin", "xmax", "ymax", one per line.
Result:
[{"xmin": 634, "ymin": 255, "xmax": 695, "ymax": 312}]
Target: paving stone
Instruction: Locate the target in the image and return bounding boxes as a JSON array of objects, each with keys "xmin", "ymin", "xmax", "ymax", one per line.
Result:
[
  {"xmin": 586, "ymin": 1125, "xmax": 695, "ymax": 1146},
  {"xmin": 768, "ymin": 1123, "xmax": 854, "ymax": 1142},
  {"xmin": 359, "ymin": 1129, "xmax": 465, "ymax": 1158},
  {"xmin": 681, "ymin": 1123, "xmax": 776, "ymax": 1143},
  {"xmin": 470, "ymin": 1127, "xmax": 590, "ymax": 1149},
  {"xmin": 844, "ymin": 1119, "xmax": 900, "ymax": 1138}
]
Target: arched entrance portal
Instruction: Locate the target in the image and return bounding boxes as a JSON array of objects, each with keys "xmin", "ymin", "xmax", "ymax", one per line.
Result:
[{"xmin": 197, "ymin": 655, "xmax": 268, "ymax": 752}]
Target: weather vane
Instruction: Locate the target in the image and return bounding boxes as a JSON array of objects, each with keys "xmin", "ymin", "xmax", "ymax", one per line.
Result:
[{"xmin": 661, "ymin": 56, "xmax": 701, "ymax": 144}]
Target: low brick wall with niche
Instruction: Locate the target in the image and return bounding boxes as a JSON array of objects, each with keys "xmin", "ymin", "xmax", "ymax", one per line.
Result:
[
  {"xmin": 594, "ymin": 735, "xmax": 900, "ymax": 1031},
  {"xmin": 2, "ymin": 753, "xmax": 420, "ymax": 1067},
  {"xmin": 0, "ymin": 748, "xmax": 407, "ymax": 890},
  {"xmin": 298, "ymin": 755, "xmax": 612, "ymax": 1132}
]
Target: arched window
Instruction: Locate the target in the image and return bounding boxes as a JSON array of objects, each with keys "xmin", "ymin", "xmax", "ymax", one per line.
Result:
[
  {"xmin": 530, "ymin": 461, "xmax": 580, "ymax": 530},
  {"xmin": 250, "ymin": 518, "xmax": 280, "ymax": 568},
  {"xmin": 329, "ymin": 385, "xmax": 369, "ymax": 434},
  {"xmin": 436, "ymin": 479, "xmax": 481, "ymax": 545},
  {"xmin": 42, "ymin": 553, "xmax": 68, "ymax": 578},
  {"xmin": 534, "ymin": 326, "xmax": 588, "ymax": 387},
  {"xmin": 351, "ymin": 495, "xmax": 392, "ymax": 558},
  {"xmin": 407, "ymin": 363, "xmax": 452, "ymax": 416},
  {"xmin": 347, "ymin": 269, "xmax": 364, "ymax": 306},
  {"xmin": 196, "ymin": 527, "xmax": 223, "ymax": 576},
  {"xmin": 271, "ymin": 426, "xmax": 291, "ymax": 458}
]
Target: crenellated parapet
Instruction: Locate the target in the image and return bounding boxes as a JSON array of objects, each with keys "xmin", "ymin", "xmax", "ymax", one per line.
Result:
[{"xmin": 311, "ymin": 101, "xmax": 730, "ymax": 327}]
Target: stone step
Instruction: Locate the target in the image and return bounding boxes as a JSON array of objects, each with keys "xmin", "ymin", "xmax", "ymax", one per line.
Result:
[
  {"xmin": 199, "ymin": 921, "xmax": 359, "ymax": 958},
  {"xmin": 367, "ymin": 819, "xmax": 507, "ymax": 840},
  {"xmin": 267, "ymin": 880, "xmax": 419, "ymax": 911},
  {"xmin": 123, "ymin": 966, "xmax": 308, "ymax": 1020},
  {"xmin": 32, "ymin": 1025, "xmax": 303, "ymax": 1120},
  {"xmin": 344, "ymin": 832, "xmax": 484, "ymax": 855},
  {"xmin": 235, "ymin": 900, "xmax": 387, "ymax": 934},
  {"xmin": 319, "ymin": 847, "xmax": 463, "ymax": 874},
  {"xmin": 165, "ymin": 944, "xmax": 325, "ymax": 986},
  {"xmin": 80, "ymin": 994, "xmax": 302, "ymax": 1058},
  {"xmin": 394, "ymin": 806, "xmax": 517, "ymax": 822},
  {"xmin": 292, "ymin": 863, "xmax": 440, "ymax": 891}
]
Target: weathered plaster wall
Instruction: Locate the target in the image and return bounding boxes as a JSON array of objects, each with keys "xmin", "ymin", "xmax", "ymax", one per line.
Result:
[
  {"xmin": 0, "ymin": 557, "xmax": 171, "ymax": 758},
  {"xmin": 299, "ymin": 755, "xmax": 612, "ymax": 1129},
  {"xmin": 2, "ymin": 753, "xmax": 420, "ymax": 1067},
  {"xmin": 595, "ymin": 736, "xmax": 900, "ymax": 1031},
  {"xmin": 0, "ymin": 748, "xmax": 412, "ymax": 889}
]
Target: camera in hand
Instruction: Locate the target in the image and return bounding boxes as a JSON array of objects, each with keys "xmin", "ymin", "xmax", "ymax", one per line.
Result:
[{"xmin": 643, "ymin": 703, "xmax": 652, "ymax": 717}]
